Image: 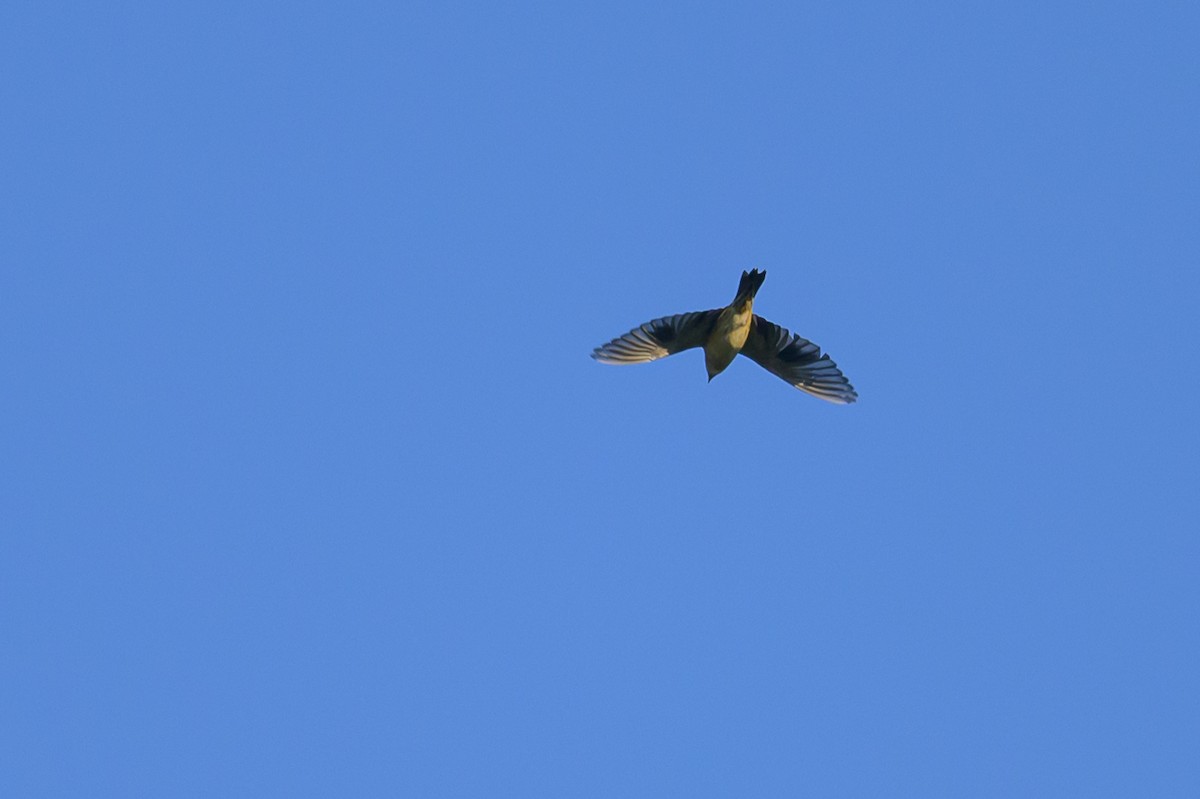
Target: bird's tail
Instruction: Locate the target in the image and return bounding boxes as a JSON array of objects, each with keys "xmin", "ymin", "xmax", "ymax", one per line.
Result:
[{"xmin": 734, "ymin": 269, "xmax": 766, "ymax": 304}]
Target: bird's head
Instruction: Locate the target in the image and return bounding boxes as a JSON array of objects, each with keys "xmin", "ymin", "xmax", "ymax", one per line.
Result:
[{"xmin": 705, "ymin": 357, "xmax": 724, "ymax": 382}]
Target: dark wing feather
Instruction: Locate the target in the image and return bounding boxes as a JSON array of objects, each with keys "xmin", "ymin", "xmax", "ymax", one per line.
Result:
[
  {"xmin": 591, "ymin": 310, "xmax": 720, "ymax": 364},
  {"xmin": 741, "ymin": 315, "xmax": 858, "ymax": 404}
]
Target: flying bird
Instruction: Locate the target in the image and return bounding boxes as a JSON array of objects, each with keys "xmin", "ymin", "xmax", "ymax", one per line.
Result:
[{"xmin": 591, "ymin": 270, "xmax": 857, "ymax": 404}]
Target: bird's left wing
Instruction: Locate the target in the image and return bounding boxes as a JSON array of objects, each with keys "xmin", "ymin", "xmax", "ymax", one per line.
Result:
[
  {"xmin": 591, "ymin": 310, "xmax": 721, "ymax": 364},
  {"xmin": 741, "ymin": 315, "xmax": 858, "ymax": 404}
]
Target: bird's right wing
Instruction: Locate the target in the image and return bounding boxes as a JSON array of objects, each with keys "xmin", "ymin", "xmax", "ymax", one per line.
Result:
[
  {"xmin": 591, "ymin": 310, "xmax": 721, "ymax": 364},
  {"xmin": 741, "ymin": 315, "xmax": 858, "ymax": 404}
]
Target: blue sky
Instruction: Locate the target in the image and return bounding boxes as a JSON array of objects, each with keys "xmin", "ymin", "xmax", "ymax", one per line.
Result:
[{"xmin": 3, "ymin": 1, "xmax": 1198, "ymax": 795}]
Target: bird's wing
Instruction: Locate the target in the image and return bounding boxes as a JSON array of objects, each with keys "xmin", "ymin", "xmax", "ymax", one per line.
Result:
[
  {"xmin": 741, "ymin": 315, "xmax": 858, "ymax": 404},
  {"xmin": 591, "ymin": 310, "xmax": 721, "ymax": 364}
]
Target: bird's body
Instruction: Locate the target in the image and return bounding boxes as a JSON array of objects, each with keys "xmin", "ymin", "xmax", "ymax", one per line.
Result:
[
  {"xmin": 704, "ymin": 305, "xmax": 751, "ymax": 379},
  {"xmin": 591, "ymin": 269, "xmax": 857, "ymax": 404},
  {"xmin": 704, "ymin": 269, "xmax": 762, "ymax": 380}
]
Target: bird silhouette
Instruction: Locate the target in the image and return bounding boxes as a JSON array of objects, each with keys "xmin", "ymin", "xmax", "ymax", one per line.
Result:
[{"xmin": 591, "ymin": 270, "xmax": 857, "ymax": 404}]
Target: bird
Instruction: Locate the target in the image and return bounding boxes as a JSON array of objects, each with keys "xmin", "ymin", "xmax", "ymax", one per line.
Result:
[{"xmin": 591, "ymin": 270, "xmax": 857, "ymax": 404}]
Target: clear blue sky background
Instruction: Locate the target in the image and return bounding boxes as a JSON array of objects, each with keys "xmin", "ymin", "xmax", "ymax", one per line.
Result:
[{"xmin": 3, "ymin": 2, "xmax": 1198, "ymax": 796}]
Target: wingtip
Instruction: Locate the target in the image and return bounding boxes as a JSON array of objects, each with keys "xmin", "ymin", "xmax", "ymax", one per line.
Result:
[{"xmin": 828, "ymin": 387, "xmax": 859, "ymax": 405}]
